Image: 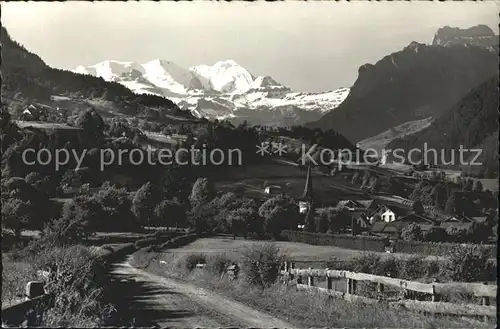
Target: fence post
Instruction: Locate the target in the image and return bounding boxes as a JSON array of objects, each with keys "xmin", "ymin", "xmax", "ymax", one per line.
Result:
[
  {"xmin": 482, "ymin": 283, "xmax": 490, "ymax": 306},
  {"xmin": 346, "ymin": 278, "xmax": 352, "ymax": 294},
  {"xmin": 377, "ymin": 282, "xmax": 384, "ymax": 293},
  {"xmin": 352, "ymin": 279, "xmax": 357, "ymax": 295},
  {"xmin": 431, "ymin": 285, "xmax": 438, "ymax": 302},
  {"xmin": 327, "ymin": 272, "xmax": 333, "ymax": 290},
  {"xmin": 307, "ymin": 267, "xmax": 314, "ymax": 286}
]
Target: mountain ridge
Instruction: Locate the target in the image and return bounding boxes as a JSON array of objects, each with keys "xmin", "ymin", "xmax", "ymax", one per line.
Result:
[
  {"xmin": 306, "ymin": 29, "xmax": 498, "ymax": 142},
  {"xmin": 73, "ymin": 59, "xmax": 349, "ymax": 126}
]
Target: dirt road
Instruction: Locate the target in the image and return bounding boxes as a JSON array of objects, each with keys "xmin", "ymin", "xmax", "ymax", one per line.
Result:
[{"xmin": 109, "ymin": 258, "xmax": 297, "ymax": 328}]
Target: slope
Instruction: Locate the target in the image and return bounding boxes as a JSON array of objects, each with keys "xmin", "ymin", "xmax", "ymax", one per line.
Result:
[
  {"xmin": 1, "ymin": 27, "xmax": 194, "ymax": 121},
  {"xmin": 387, "ymin": 76, "xmax": 499, "ymax": 177},
  {"xmin": 306, "ymin": 40, "xmax": 498, "ymax": 143}
]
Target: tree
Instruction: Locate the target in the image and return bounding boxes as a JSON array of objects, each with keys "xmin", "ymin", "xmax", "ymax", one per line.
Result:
[
  {"xmin": 75, "ymin": 108, "xmax": 105, "ymax": 146},
  {"xmin": 445, "ymin": 193, "xmax": 458, "ymax": 214},
  {"xmin": 227, "ymin": 207, "xmax": 254, "ymax": 239},
  {"xmin": 258, "ymin": 195, "xmax": 299, "ymax": 239},
  {"xmin": 1, "ymin": 198, "xmax": 33, "ymax": 241},
  {"xmin": 304, "ymin": 204, "xmax": 316, "ymax": 232},
  {"xmin": 25, "ymin": 171, "xmax": 43, "ymax": 190},
  {"xmin": 412, "ymin": 200, "xmax": 425, "ymax": 215},
  {"xmin": 1, "ymin": 177, "xmax": 49, "ymax": 240},
  {"xmin": 401, "ymin": 223, "xmax": 424, "ymax": 241},
  {"xmin": 463, "ymin": 179, "xmax": 474, "ymax": 192},
  {"xmin": 423, "ymin": 226, "xmax": 448, "ymax": 242},
  {"xmin": 473, "ymin": 180, "xmax": 483, "ymax": 192},
  {"xmin": 351, "ymin": 171, "xmax": 361, "ymax": 186},
  {"xmin": 131, "ymin": 182, "xmax": 160, "ymax": 226},
  {"xmin": 154, "ymin": 199, "xmax": 184, "ymax": 228},
  {"xmin": 315, "ymin": 209, "xmax": 329, "ymax": 233},
  {"xmin": 189, "ymin": 178, "xmax": 215, "ymax": 207},
  {"xmin": 368, "ymin": 176, "xmax": 381, "ymax": 194},
  {"xmin": 360, "ymin": 170, "xmax": 371, "ymax": 189},
  {"xmin": 432, "ymin": 183, "xmax": 448, "ymax": 210},
  {"xmin": 94, "ymin": 185, "xmax": 137, "ymax": 231}
]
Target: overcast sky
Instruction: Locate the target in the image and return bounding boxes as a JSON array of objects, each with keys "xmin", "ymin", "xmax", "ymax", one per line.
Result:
[{"xmin": 2, "ymin": 1, "xmax": 498, "ymax": 92}]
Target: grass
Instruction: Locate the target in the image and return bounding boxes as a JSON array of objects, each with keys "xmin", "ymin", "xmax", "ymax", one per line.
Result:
[
  {"xmin": 2, "ymin": 244, "xmax": 116, "ymax": 327},
  {"xmin": 133, "ymin": 248, "xmax": 494, "ymax": 328},
  {"xmin": 1, "ymin": 253, "xmax": 37, "ymax": 308},
  {"xmin": 162, "ymin": 237, "xmax": 442, "ymax": 268},
  {"xmin": 212, "ymin": 161, "xmax": 366, "ymax": 205}
]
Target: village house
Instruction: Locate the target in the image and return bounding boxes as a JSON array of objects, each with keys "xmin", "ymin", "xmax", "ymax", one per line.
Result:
[
  {"xmin": 264, "ymin": 185, "xmax": 282, "ymax": 195},
  {"xmin": 380, "ymin": 208, "xmax": 397, "ymax": 222}
]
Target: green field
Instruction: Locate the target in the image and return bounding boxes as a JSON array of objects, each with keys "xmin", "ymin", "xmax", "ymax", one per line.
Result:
[
  {"xmin": 213, "ymin": 162, "xmax": 366, "ymax": 205},
  {"xmin": 160, "ymin": 237, "xmax": 442, "ymax": 268}
]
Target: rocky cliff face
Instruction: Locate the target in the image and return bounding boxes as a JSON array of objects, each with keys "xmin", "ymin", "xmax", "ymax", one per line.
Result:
[
  {"xmin": 432, "ymin": 25, "xmax": 498, "ymax": 51},
  {"xmin": 306, "ymin": 31, "xmax": 498, "ymax": 143}
]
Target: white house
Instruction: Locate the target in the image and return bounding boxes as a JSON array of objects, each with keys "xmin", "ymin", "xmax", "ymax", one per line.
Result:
[
  {"xmin": 299, "ymin": 201, "xmax": 310, "ymax": 214},
  {"xmin": 381, "ymin": 209, "xmax": 396, "ymax": 222}
]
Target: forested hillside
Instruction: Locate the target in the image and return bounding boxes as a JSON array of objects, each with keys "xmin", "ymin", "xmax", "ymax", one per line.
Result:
[
  {"xmin": 306, "ymin": 41, "xmax": 497, "ymax": 143},
  {"xmin": 1, "ymin": 27, "xmax": 191, "ymax": 119},
  {"xmin": 388, "ymin": 76, "xmax": 499, "ymax": 177}
]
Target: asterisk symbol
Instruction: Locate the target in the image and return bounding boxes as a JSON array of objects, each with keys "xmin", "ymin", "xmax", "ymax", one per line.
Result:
[
  {"xmin": 256, "ymin": 142, "xmax": 270, "ymax": 156},
  {"xmin": 273, "ymin": 143, "xmax": 287, "ymax": 156}
]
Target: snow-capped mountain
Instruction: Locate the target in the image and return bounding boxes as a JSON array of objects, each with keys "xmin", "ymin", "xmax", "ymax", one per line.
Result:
[{"xmin": 73, "ymin": 59, "xmax": 349, "ymax": 126}]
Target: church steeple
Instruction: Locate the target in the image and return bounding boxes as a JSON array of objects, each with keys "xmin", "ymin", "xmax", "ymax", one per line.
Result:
[{"xmin": 300, "ymin": 163, "xmax": 313, "ymax": 201}]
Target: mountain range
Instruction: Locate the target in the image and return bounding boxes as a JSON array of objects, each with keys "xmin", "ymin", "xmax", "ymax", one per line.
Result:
[
  {"xmin": 73, "ymin": 60, "xmax": 349, "ymax": 126},
  {"xmin": 306, "ymin": 24, "xmax": 498, "ymax": 143}
]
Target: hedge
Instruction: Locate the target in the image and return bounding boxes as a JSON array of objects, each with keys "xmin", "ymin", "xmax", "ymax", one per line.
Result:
[
  {"xmin": 281, "ymin": 230, "xmax": 497, "ymax": 258},
  {"xmin": 392, "ymin": 240, "xmax": 497, "ymax": 258},
  {"xmin": 281, "ymin": 230, "xmax": 388, "ymax": 252}
]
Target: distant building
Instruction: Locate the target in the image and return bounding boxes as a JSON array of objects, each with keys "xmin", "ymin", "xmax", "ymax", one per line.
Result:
[
  {"xmin": 381, "ymin": 208, "xmax": 396, "ymax": 222},
  {"xmin": 264, "ymin": 185, "xmax": 282, "ymax": 195}
]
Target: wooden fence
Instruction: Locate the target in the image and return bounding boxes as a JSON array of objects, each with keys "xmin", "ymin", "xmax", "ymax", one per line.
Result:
[
  {"xmin": 1, "ymin": 292, "xmax": 54, "ymax": 327},
  {"xmin": 281, "ymin": 261, "xmax": 497, "ymax": 318}
]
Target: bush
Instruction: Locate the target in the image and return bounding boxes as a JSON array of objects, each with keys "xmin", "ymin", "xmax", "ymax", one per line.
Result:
[
  {"xmin": 129, "ymin": 248, "xmax": 157, "ymax": 268},
  {"xmin": 30, "ymin": 245, "xmax": 113, "ymax": 327},
  {"xmin": 240, "ymin": 243, "xmax": 287, "ymax": 287},
  {"xmin": 282, "ymin": 230, "xmax": 497, "ymax": 258},
  {"xmin": 350, "ymin": 253, "xmax": 383, "ymax": 274},
  {"xmin": 206, "ymin": 253, "xmax": 233, "ymax": 276},
  {"xmin": 378, "ymin": 256, "xmax": 400, "ymax": 278},
  {"xmin": 182, "ymin": 253, "xmax": 206, "ymax": 272},
  {"xmin": 425, "ymin": 259, "xmax": 440, "ymax": 279},
  {"xmin": 281, "ymin": 230, "xmax": 388, "ymax": 252},
  {"xmin": 400, "ymin": 255, "xmax": 426, "ymax": 280},
  {"xmin": 440, "ymin": 245, "xmax": 493, "ymax": 282}
]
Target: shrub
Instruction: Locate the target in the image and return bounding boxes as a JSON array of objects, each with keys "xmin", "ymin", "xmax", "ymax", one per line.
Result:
[
  {"xmin": 30, "ymin": 245, "xmax": 113, "ymax": 326},
  {"xmin": 425, "ymin": 259, "xmax": 440, "ymax": 279},
  {"xmin": 240, "ymin": 243, "xmax": 287, "ymax": 287},
  {"xmin": 281, "ymin": 230, "xmax": 388, "ymax": 252},
  {"xmin": 401, "ymin": 223, "xmax": 424, "ymax": 241},
  {"xmin": 440, "ymin": 245, "xmax": 492, "ymax": 282},
  {"xmin": 350, "ymin": 253, "xmax": 383, "ymax": 274},
  {"xmin": 400, "ymin": 255, "xmax": 426, "ymax": 280},
  {"xmin": 206, "ymin": 253, "xmax": 233, "ymax": 276},
  {"xmin": 378, "ymin": 256, "xmax": 400, "ymax": 278},
  {"xmin": 182, "ymin": 253, "xmax": 206, "ymax": 272}
]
